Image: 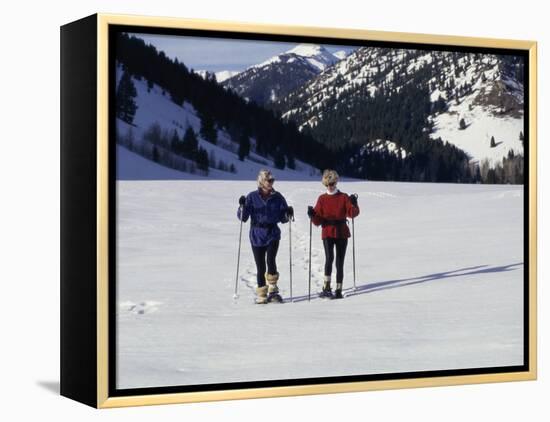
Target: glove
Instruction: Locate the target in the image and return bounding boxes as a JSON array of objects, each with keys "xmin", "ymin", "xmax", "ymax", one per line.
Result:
[
  {"xmin": 350, "ymin": 194, "xmax": 358, "ymax": 207},
  {"xmin": 307, "ymin": 206, "xmax": 315, "ymax": 218},
  {"xmin": 286, "ymin": 206, "xmax": 294, "ymax": 219},
  {"xmin": 238, "ymin": 195, "xmax": 246, "ymax": 206}
]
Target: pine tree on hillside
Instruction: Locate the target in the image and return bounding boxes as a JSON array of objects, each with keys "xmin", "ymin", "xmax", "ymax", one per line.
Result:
[
  {"xmin": 490, "ymin": 136, "xmax": 496, "ymax": 148},
  {"xmin": 238, "ymin": 133, "xmax": 251, "ymax": 161},
  {"xmin": 274, "ymin": 149, "xmax": 286, "ymax": 169},
  {"xmin": 209, "ymin": 149, "xmax": 217, "ymax": 167},
  {"xmin": 459, "ymin": 118, "xmax": 467, "ymax": 130},
  {"xmin": 116, "ymin": 71, "xmax": 138, "ymax": 124},
  {"xmin": 182, "ymin": 126, "xmax": 199, "ymax": 157},
  {"xmin": 195, "ymin": 147, "xmax": 209, "ymax": 172},
  {"xmin": 519, "ymin": 131, "xmax": 524, "ymax": 146},
  {"xmin": 144, "ymin": 122, "xmax": 162, "ymax": 145},
  {"xmin": 486, "ymin": 168, "xmax": 497, "ymax": 184},
  {"xmin": 170, "ymin": 129, "xmax": 180, "ymax": 151},
  {"xmin": 286, "ymin": 152, "xmax": 296, "ymax": 170},
  {"xmin": 200, "ymin": 114, "xmax": 218, "ymax": 144},
  {"xmin": 433, "ymin": 95, "xmax": 447, "ymax": 114}
]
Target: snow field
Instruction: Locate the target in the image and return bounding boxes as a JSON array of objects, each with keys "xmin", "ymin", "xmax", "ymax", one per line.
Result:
[{"xmin": 116, "ymin": 180, "xmax": 524, "ymax": 389}]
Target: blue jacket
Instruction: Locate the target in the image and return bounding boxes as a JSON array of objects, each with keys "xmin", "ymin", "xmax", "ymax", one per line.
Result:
[{"xmin": 237, "ymin": 189, "xmax": 289, "ymax": 247}]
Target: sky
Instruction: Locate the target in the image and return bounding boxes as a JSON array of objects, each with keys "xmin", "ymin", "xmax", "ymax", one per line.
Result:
[{"xmin": 133, "ymin": 32, "xmax": 357, "ymax": 73}]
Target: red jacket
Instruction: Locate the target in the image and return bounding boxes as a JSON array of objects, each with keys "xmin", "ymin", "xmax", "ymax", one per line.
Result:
[{"xmin": 312, "ymin": 191, "xmax": 360, "ymax": 239}]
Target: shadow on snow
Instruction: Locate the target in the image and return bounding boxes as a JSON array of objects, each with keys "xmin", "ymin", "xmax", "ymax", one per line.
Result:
[{"xmin": 286, "ymin": 263, "xmax": 523, "ymax": 303}]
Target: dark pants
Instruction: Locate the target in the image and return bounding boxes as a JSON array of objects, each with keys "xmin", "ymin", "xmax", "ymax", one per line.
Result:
[
  {"xmin": 323, "ymin": 238, "xmax": 348, "ymax": 285},
  {"xmin": 251, "ymin": 240, "xmax": 279, "ymax": 287}
]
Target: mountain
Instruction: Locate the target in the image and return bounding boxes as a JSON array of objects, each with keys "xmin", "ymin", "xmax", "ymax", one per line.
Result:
[
  {"xmin": 115, "ymin": 33, "xmax": 524, "ymax": 184},
  {"xmin": 274, "ymin": 47, "xmax": 524, "ymax": 170},
  {"xmin": 114, "ymin": 34, "xmax": 332, "ymax": 180},
  {"xmin": 195, "ymin": 69, "xmax": 241, "ymax": 83},
  {"xmin": 115, "ymin": 67, "xmax": 323, "ymax": 181},
  {"xmin": 282, "ymin": 44, "xmax": 341, "ymax": 71},
  {"xmin": 333, "ymin": 50, "xmax": 349, "ymax": 60},
  {"xmin": 222, "ymin": 44, "xmax": 341, "ymax": 106}
]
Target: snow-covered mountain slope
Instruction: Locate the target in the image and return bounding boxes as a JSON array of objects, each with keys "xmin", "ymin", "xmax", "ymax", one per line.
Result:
[
  {"xmin": 116, "ymin": 179, "xmax": 524, "ymax": 388},
  {"xmin": 117, "ymin": 144, "xmax": 198, "ymax": 180},
  {"xmin": 116, "ymin": 66, "xmax": 320, "ymax": 180},
  {"xmin": 332, "ymin": 50, "xmax": 349, "ymax": 60},
  {"xmin": 357, "ymin": 139, "xmax": 409, "ymax": 160},
  {"xmin": 276, "ymin": 47, "xmax": 524, "ymax": 165},
  {"xmin": 195, "ymin": 69, "xmax": 240, "ymax": 83},
  {"xmin": 222, "ymin": 44, "xmax": 341, "ymax": 106},
  {"xmin": 428, "ymin": 62, "xmax": 524, "ymax": 164},
  {"xmin": 278, "ymin": 44, "xmax": 341, "ymax": 71},
  {"xmin": 430, "ymin": 99, "xmax": 523, "ymax": 165}
]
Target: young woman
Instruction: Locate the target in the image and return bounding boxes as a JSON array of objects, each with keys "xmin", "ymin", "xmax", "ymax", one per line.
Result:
[
  {"xmin": 237, "ymin": 169, "xmax": 294, "ymax": 304},
  {"xmin": 308, "ymin": 169, "xmax": 359, "ymax": 299}
]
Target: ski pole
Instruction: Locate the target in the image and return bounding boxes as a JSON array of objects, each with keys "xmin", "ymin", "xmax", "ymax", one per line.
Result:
[
  {"xmin": 308, "ymin": 216, "xmax": 312, "ymax": 302},
  {"xmin": 351, "ymin": 193, "xmax": 358, "ymax": 291},
  {"xmin": 352, "ymin": 216, "xmax": 356, "ymax": 291},
  {"xmin": 289, "ymin": 214, "xmax": 294, "ymax": 302},
  {"xmin": 234, "ymin": 205, "xmax": 244, "ymax": 299}
]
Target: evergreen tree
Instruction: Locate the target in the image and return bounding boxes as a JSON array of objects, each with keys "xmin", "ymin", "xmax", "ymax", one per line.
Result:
[
  {"xmin": 274, "ymin": 149, "xmax": 286, "ymax": 169},
  {"xmin": 182, "ymin": 126, "xmax": 199, "ymax": 157},
  {"xmin": 486, "ymin": 168, "xmax": 497, "ymax": 184},
  {"xmin": 433, "ymin": 95, "xmax": 447, "ymax": 114},
  {"xmin": 286, "ymin": 152, "xmax": 296, "ymax": 170},
  {"xmin": 116, "ymin": 71, "xmax": 138, "ymax": 124},
  {"xmin": 490, "ymin": 136, "xmax": 496, "ymax": 148},
  {"xmin": 459, "ymin": 118, "xmax": 467, "ymax": 130},
  {"xmin": 474, "ymin": 164, "xmax": 481, "ymax": 183},
  {"xmin": 238, "ymin": 133, "xmax": 251, "ymax": 161},
  {"xmin": 519, "ymin": 131, "xmax": 524, "ymax": 146},
  {"xmin": 152, "ymin": 145, "xmax": 159, "ymax": 162},
  {"xmin": 195, "ymin": 147, "xmax": 209, "ymax": 172},
  {"xmin": 170, "ymin": 129, "xmax": 180, "ymax": 152},
  {"xmin": 200, "ymin": 114, "xmax": 217, "ymax": 144},
  {"xmin": 144, "ymin": 122, "xmax": 162, "ymax": 145},
  {"xmin": 217, "ymin": 159, "xmax": 227, "ymax": 171}
]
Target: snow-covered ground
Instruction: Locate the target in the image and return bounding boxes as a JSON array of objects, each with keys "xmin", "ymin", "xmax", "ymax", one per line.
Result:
[{"xmin": 116, "ymin": 179, "xmax": 524, "ymax": 389}]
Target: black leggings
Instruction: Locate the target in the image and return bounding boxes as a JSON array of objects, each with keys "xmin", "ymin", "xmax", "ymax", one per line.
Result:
[
  {"xmin": 251, "ymin": 240, "xmax": 279, "ymax": 287},
  {"xmin": 323, "ymin": 238, "xmax": 348, "ymax": 284}
]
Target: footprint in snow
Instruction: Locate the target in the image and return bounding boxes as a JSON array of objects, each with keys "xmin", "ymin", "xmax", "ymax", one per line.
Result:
[{"xmin": 119, "ymin": 300, "xmax": 162, "ymax": 315}]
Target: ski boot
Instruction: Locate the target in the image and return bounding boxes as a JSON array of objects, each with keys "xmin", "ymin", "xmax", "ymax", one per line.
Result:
[
  {"xmin": 266, "ymin": 272, "xmax": 283, "ymax": 303},
  {"xmin": 319, "ymin": 276, "xmax": 334, "ymax": 299},
  {"xmin": 255, "ymin": 286, "xmax": 268, "ymax": 304},
  {"xmin": 333, "ymin": 282, "xmax": 343, "ymax": 299}
]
